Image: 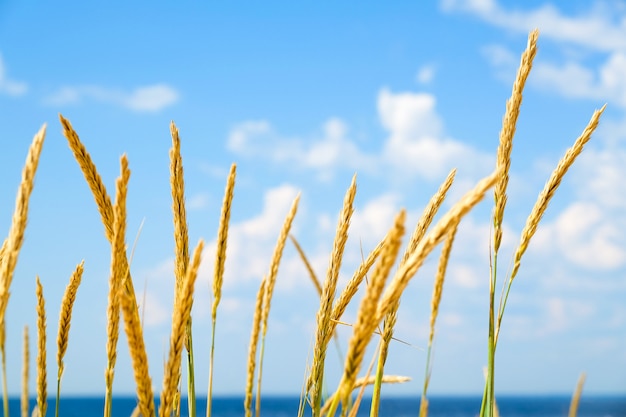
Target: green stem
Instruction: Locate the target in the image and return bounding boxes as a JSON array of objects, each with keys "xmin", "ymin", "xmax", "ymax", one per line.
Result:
[
  {"xmin": 369, "ymin": 348, "xmax": 385, "ymax": 417},
  {"xmin": 55, "ymin": 375, "xmax": 61, "ymax": 417},
  {"xmin": 206, "ymin": 319, "xmax": 216, "ymax": 417},
  {"xmin": 186, "ymin": 319, "xmax": 196, "ymax": 417}
]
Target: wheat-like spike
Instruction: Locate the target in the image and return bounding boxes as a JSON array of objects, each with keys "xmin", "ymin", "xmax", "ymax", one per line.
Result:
[
  {"xmin": 169, "ymin": 122, "xmax": 190, "ymax": 307},
  {"xmin": 35, "ymin": 277, "xmax": 47, "ymax": 417},
  {"xmin": 493, "ymin": 29, "xmax": 539, "ymax": 252},
  {"xmin": 568, "ymin": 372, "xmax": 586, "ymax": 417},
  {"xmin": 22, "ymin": 325, "xmax": 29, "ymax": 417},
  {"xmin": 244, "ymin": 278, "xmax": 267, "ymax": 417},
  {"xmin": 59, "ymin": 115, "xmax": 115, "ymax": 240},
  {"xmin": 509, "ymin": 105, "xmax": 605, "ymax": 283},
  {"xmin": 428, "ymin": 224, "xmax": 458, "ymax": 347},
  {"xmin": 402, "ymin": 169, "xmax": 456, "ymax": 265},
  {"xmin": 260, "ymin": 194, "xmax": 300, "ymax": 335},
  {"xmin": 159, "ymin": 240, "xmax": 204, "ymax": 417},
  {"xmin": 0, "ymin": 125, "xmax": 46, "ymax": 326},
  {"xmin": 120, "ymin": 281, "xmax": 155, "ymax": 417},
  {"xmin": 308, "ymin": 175, "xmax": 357, "ymax": 406},
  {"xmin": 57, "ymin": 261, "xmax": 85, "ymax": 379},
  {"xmin": 59, "ymin": 116, "xmax": 141, "ymax": 318},
  {"xmin": 334, "ymin": 210, "xmax": 405, "ymax": 408},
  {"xmin": 212, "ymin": 163, "xmax": 236, "ymax": 320},
  {"xmin": 330, "ymin": 238, "xmax": 384, "ymax": 327},
  {"xmin": 289, "ymin": 235, "xmax": 322, "ymax": 296},
  {"xmin": 104, "ymin": 156, "xmax": 131, "ymax": 417},
  {"xmin": 375, "ymin": 169, "xmax": 499, "ymax": 327}
]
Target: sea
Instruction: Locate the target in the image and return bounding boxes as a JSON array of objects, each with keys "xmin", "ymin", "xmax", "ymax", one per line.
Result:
[{"xmin": 9, "ymin": 395, "xmax": 626, "ymax": 417}]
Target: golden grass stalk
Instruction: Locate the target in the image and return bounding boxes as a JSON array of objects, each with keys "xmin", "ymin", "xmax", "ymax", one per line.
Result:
[
  {"xmin": 322, "ymin": 374, "xmax": 410, "ymax": 414},
  {"xmin": 256, "ymin": 194, "xmax": 300, "ymax": 417},
  {"xmin": 419, "ymin": 397, "xmax": 428, "ymax": 417},
  {"xmin": 503, "ymin": 105, "xmax": 606, "ymax": 307},
  {"xmin": 330, "ymin": 210, "xmax": 405, "ymax": 414},
  {"xmin": 110, "ymin": 156, "xmax": 155, "ymax": 417},
  {"xmin": 169, "ymin": 122, "xmax": 197, "ymax": 417},
  {"xmin": 330, "ymin": 239, "xmax": 383, "ymax": 330},
  {"xmin": 104, "ymin": 156, "xmax": 131, "ymax": 417},
  {"xmin": 420, "ymin": 223, "xmax": 458, "ymax": 417},
  {"xmin": 245, "ymin": 278, "xmax": 266, "ymax": 417},
  {"xmin": 493, "ymin": 29, "xmax": 538, "ymax": 253},
  {"xmin": 482, "ymin": 30, "xmax": 539, "ymax": 417},
  {"xmin": 160, "ymin": 240, "xmax": 205, "ymax": 417},
  {"xmin": 402, "ymin": 168, "xmax": 456, "ymax": 265},
  {"xmin": 55, "ymin": 261, "xmax": 85, "ymax": 417},
  {"xmin": 120, "ymin": 282, "xmax": 155, "ymax": 417},
  {"xmin": 207, "ymin": 163, "xmax": 236, "ymax": 417},
  {"xmin": 370, "ymin": 306, "xmax": 398, "ymax": 416},
  {"xmin": 22, "ymin": 325, "xmax": 29, "ymax": 417},
  {"xmin": 290, "ymin": 235, "xmax": 322, "ymax": 296},
  {"xmin": 36, "ymin": 277, "xmax": 47, "ymax": 417},
  {"xmin": 0, "ymin": 124, "xmax": 46, "ymax": 326},
  {"xmin": 59, "ymin": 115, "xmax": 141, "ymax": 319},
  {"xmin": 568, "ymin": 372, "xmax": 586, "ymax": 417},
  {"xmin": 308, "ymin": 175, "xmax": 357, "ymax": 414},
  {"xmin": 375, "ymin": 169, "xmax": 499, "ymax": 328}
]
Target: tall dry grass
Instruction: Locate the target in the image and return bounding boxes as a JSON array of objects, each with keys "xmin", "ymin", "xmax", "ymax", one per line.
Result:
[{"xmin": 0, "ymin": 28, "xmax": 607, "ymax": 417}]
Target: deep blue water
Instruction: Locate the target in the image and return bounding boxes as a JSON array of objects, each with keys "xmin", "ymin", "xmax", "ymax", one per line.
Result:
[{"xmin": 9, "ymin": 395, "xmax": 626, "ymax": 417}]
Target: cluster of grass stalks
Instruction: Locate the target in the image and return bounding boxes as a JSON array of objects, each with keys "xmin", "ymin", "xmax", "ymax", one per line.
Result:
[{"xmin": 0, "ymin": 29, "xmax": 605, "ymax": 417}]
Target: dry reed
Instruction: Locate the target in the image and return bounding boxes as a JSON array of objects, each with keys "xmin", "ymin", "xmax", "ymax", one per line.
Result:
[
  {"xmin": 35, "ymin": 277, "xmax": 47, "ymax": 417},
  {"xmin": 0, "ymin": 125, "xmax": 46, "ymax": 326},
  {"xmin": 308, "ymin": 175, "xmax": 357, "ymax": 412},
  {"xmin": 207, "ymin": 163, "xmax": 237, "ymax": 417},
  {"xmin": 568, "ymin": 372, "xmax": 586, "ymax": 417},
  {"xmin": 160, "ymin": 240, "xmax": 205, "ymax": 417},
  {"xmin": 289, "ymin": 235, "xmax": 322, "ymax": 296},
  {"xmin": 212, "ymin": 163, "xmax": 237, "ymax": 320},
  {"xmin": 402, "ymin": 168, "xmax": 456, "ymax": 265},
  {"xmin": 333, "ymin": 210, "xmax": 405, "ymax": 411},
  {"xmin": 428, "ymin": 224, "xmax": 457, "ymax": 347},
  {"xmin": 104, "ymin": 156, "xmax": 131, "ymax": 417},
  {"xmin": 170, "ymin": 121, "xmax": 190, "ymax": 301},
  {"xmin": 493, "ymin": 29, "xmax": 538, "ymax": 252},
  {"xmin": 245, "ymin": 278, "xmax": 267, "ymax": 417},
  {"xmin": 59, "ymin": 115, "xmax": 141, "ymax": 323},
  {"xmin": 56, "ymin": 261, "xmax": 85, "ymax": 379},
  {"xmin": 507, "ymin": 105, "xmax": 606, "ymax": 288},
  {"xmin": 111, "ymin": 155, "xmax": 155, "ymax": 417},
  {"xmin": 22, "ymin": 326, "xmax": 29, "ymax": 417},
  {"xmin": 374, "ymin": 169, "xmax": 500, "ymax": 327}
]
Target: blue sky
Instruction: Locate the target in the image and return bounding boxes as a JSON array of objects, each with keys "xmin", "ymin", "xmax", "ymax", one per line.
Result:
[{"xmin": 1, "ymin": 0, "xmax": 625, "ymax": 398}]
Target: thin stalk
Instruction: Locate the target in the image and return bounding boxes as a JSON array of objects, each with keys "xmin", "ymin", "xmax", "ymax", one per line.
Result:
[
  {"xmin": 55, "ymin": 376, "xmax": 61, "ymax": 417},
  {"xmin": 254, "ymin": 337, "xmax": 267, "ymax": 417},
  {"xmin": 207, "ymin": 318, "xmax": 216, "ymax": 417},
  {"xmin": 1, "ymin": 345, "xmax": 7, "ymax": 417},
  {"xmin": 186, "ymin": 322, "xmax": 196, "ymax": 417},
  {"xmin": 369, "ymin": 348, "xmax": 385, "ymax": 417}
]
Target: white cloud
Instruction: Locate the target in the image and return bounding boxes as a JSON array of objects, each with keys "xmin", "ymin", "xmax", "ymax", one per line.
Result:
[
  {"xmin": 534, "ymin": 201, "xmax": 626, "ymax": 270},
  {"xmin": 0, "ymin": 54, "xmax": 27, "ymax": 96},
  {"xmin": 43, "ymin": 83, "xmax": 179, "ymax": 111},
  {"xmin": 378, "ymin": 88, "xmax": 492, "ymax": 180},
  {"xmin": 227, "ymin": 117, "xmax": 375, "ymax": 180},
  {"xmin": 532, "ymin": 53, "xmax": 626, "ymax": 108},
  {"xmin": 350, "ymin": 193, "xmax": 401, "ymax": 247},
  {"xmin": 196, "ymin": 184, "xmax": 303, "ymax": 292},
  {"xmin": 187, "ymin": 193, "xmax": 210, "ymax": 210},
  {"xmin": 441, "ymin": 0, "xmax": 626, "ymax": 52}
]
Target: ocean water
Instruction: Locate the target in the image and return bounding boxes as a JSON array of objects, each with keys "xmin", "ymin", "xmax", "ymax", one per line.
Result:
[{"xmin": 9, "ymin": 395, "xmax": 626, "ymax": 417}]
